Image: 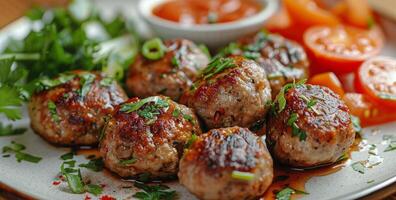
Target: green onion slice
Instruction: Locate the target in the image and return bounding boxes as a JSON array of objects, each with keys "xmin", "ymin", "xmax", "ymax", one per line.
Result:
[
  {"xmin": 142, "ymin": 38, "xmax": 166, "ymax": 60},
  {"xmin": 231, "ymin": 170, "xmax": 254, "ymax": 181}
]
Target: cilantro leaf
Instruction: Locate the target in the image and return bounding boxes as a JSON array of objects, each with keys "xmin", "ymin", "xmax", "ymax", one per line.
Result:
[
  {"xmin": 2, "ymin": 141, "xmax": 42, "ymax": 163},
  {"xmin": 79, "ymin": 157, "xmax": 104, "ymax": 172},
  {"xmin": 352, "ymin": 161, "xmax": 366, "ymax": 174}
]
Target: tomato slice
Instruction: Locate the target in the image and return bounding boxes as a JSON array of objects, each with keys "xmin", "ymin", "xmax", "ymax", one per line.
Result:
[
  {"xmin": 283, "ymin": 0, "xmax": 339, "ymax": 28},
  {"xmin": 355, "ymin": 56, "xmax": 396, "ymax": 108},
  {"xmin": 304, "ymin": 25, "xmax": 383, "ymax": 74},
  {"xmin": 343, "ymin": 93, "xmax": 396, "ymax": 127},
  {"xmin": 308, "ymin": 72, "xmax": 345, "ymax": 96}
]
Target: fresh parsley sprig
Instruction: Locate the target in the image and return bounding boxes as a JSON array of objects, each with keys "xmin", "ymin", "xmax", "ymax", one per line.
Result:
[
  {"xmin": 0, "ymin": 123, "xmax": 26, "ymax": 137},
  {"xmin": 133, "ymin": 182, "xmax": 177, "ymax": 200},
  {"xmin": 276, "ymin": 187, "xmax": 309, "ymax": 200},
  {"xmin": 2, "ymin": 141, "xmax": 42, "ymax": 163},
  {"xmin": 272, "ymin": 79, "xmax": 307, "ymax": 113}
]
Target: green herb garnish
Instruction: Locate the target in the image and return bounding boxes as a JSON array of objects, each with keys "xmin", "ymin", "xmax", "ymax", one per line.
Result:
[
  {"xmin": 79, "ymin": 73, "xmax": 96, "ymax": 97},
  {"xmin": 276, "ymin": 187, "xmax": 309, "ymax": 200},
  {"xmin": 171, "ymin": 56, "xmax": 180, "ymax": 68},
  {"xmin": 60, "ymin": 152, "xmax": 74, "ymax": 160},
  {"xmin": 35, "ymin": 73, "xmax": 76, "ymax": 92},
  {"xmin": 0, "ymin": 123, "xmax": 26, "ymax": 137},
  {"xmin": 201, "ymin": 57, "xmax": 236, "ymax": 80},
  {"xmin": 287, "ymin": 113, "xmax": 307, "ymax": 141},
  {"xmin": 133, "ymin": 182, "xmax": 176, "ymax": 200},
  {"xmin": 351, "ymin": 161, "xmax": 365, "ymax": 174},
  {"xmin": 2, "ymin": 141, "xmax": 42, "ymax": 163},
  {"xmin": 48, "ymin": 101, "xmax": 60, "ymax": 123},
  {"xmin": 273, "ymin": 79, "xmax": 307, "ymax": 113},
  {"xmin": 185, "ymin": 134, "xmax": 198, "ymax": 148},
  {"xmin": 121, "ymin": 97, "xmax": 169, "ymax": 122},
  {"xmin": 231, "ymin": 171, "xmax": 255, "ymax": 181},
  {"xmin": 142, "ymin": 38, "xmax": 167, "ymax": 60},
  {"xmin": 351, "ymin": 115, "xmax": 362, "ymax": 136},
  {"xmin": 172, "ymin": 108, "xmax": 181, "ymax": 118},
  {"xmin": 198, "ymin": 44, "xmax": 211, "ymax": 59},
  {"xmin": 99, "ymin": 77, "xmax": 113, "ymax": 87},
  {"xmin": 79, "ymin": 157, "xmax": 104, "ymax": 172},
  {"xmin": 119, "ymin": 157, "xmax": 137, "ymax": 166}
]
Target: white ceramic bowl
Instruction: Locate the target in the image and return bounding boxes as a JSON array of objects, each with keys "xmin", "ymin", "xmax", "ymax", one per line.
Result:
[{"xmin": 138, "ymin": 0, "xmax": 279, "ymax": 48}]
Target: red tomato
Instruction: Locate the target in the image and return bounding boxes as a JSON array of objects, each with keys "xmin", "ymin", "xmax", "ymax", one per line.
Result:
[
  {"xmin": 304, "ymin": 25, "xmax": 383, "ymax": 74},
  {"xmin": 331, "ymin": 0, "xmax": 374, "ymax": 29},
  {"xmin": 343, "ymin": 93, "xmax": 396, "ymax": 127},
  {"xmin": 308, "ymin": 72, "xmax": 345, "ymax": 96},
  {"xmin": 355, "ymin": 56, "xmax": 396, "ymax": 108},
  {"xmin": 283, "ymin": 0, "xmax": 339, "ymax": 28}
]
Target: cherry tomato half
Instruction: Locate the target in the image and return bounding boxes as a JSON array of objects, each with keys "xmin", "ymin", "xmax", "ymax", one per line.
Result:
[
  {"xmin": 283, "ymin": 0, "xmax": 339, "ymax": 28},
  {"xmin": 343, "ymin": 93, "xmax": 396, "ymax": 127},
  {"xmin": 304, "ymin": 25, "xmax": 383, "ymax": 74},
  {"xmin": 355, "ymin": 56, "xmax": 396, "ymax": 108},
  {"xmin": 308, "ymin": 72, "xmax": 345, "ymax": 97}
]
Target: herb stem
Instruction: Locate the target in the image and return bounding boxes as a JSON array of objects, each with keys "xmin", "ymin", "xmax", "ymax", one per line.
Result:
[{"xmin": 0, "ymin": 53, "xmax": 41, "ymax": 61}]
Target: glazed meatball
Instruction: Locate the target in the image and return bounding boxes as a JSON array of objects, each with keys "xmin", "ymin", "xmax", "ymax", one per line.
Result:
[
  {"xmin": 28, "ymin": 71, "xmax": 128, "ymax": 146},
  {"xmin": 266, "ymin": 84, "xmax": 355, "ymax": 168},
  {"xmin": 99, "ymin": 96, "xmax": 201, "ymax": 179},
  {"xmin": 179, "ymin": 127, "xmax": 273, "ymax": 200},
  {"xmin": 221, "ymin": 31, "xmax": 309, "ymax": 97},
  {"xmin": 180, "ymin": 56, "xmax": 272, "ymax": 129},
  {"xmin": 126, "ymin": 38, "xmax": 210, "ymax": 101}
]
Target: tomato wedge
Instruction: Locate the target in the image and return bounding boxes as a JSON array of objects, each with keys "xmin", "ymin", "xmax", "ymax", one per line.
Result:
[
  {"xmin": 283, "ymin": 0, "xmax": 339, "ymax": 28},
  {"xmin": 304, "ymin": 25, "xmax": 383, "ymax": 74},
  {"xmin": 355, "ymin": 56, "xmax": 396, "ymax": 108},
  {"xmin": 308, "ymin": 72, "xmax": 345, "ymax": 96},
  {"xmin": 343, "ymin": 93, "xmax": 396, "ymax": 127}
]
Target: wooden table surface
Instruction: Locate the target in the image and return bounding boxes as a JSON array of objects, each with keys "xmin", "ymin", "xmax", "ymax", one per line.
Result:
[{"xmin": 0, "ymin": 0, "xmax": 395, "ymax": 199}]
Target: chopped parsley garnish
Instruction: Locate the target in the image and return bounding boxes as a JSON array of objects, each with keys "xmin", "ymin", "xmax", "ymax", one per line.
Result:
[
  {"xmin": 276, "ymin": 187, "xmax": 309, "ymax": 200},
  {"xmin": 119, "ymin": 157, "xmax": 137, "ymax": 166},
  {"xmin": 367, "ymin": 180, "xmax": 375, "ymax": 184},
  {"xmin": 185, "ymin": 134, "xmax": 198, "ymax": 148},
  {"xmin": 171, "ymin": 56, "xmax": 180, "ymax": 68},
  {"xmin": 172, "ymin": 108, "xmax": 181, "ymax": 118},
  {"xmin": 2, "ymin": 141, "xmax": 42, "ymax": 163},
  {"xmin": 351, "ymin": 115, "xmax": 362, "ymax": 135},
  {"xmin": 383, "ymin": 135, "xmax": 396, "ymax": 152},
  {"xmin": 272, "ymin": 79, "xmax": 306, "ymax": 113},
  {"xmin": 183, "ymin": 114, "xmax": 195, "ymax": 124},
  {"xmin": 60, "ymin": 152, "xmax": 75, "ymax": 160},
  {"xmin": 79, "ymin": 157, "xmax": 104, "ymax": 172},
  {"xmin": 35, "ymin": 73, "xmax": 76, "ymax": 92},
  {"xmin": 200, "ymin": 57, "xmax": 236, "ymax": 80},
  {"xmin": 48, "ymin": 101, "xmax": 60, "ymax": 123},
  {"xmin": 231, "ymin": 171, "xmax": 254, "ymax": 181},
  {"xmin": 138, "ymin": 172, "xmax": 152, "ymax": 182},
  {"xmin": 99, "ymin": 77, "xmax": 113, "ymax": 87},
  {"xmin": 121, "ymin": 97, "xmax": 169, "ymax": 123},
  {"xmin": 287, "ymin": 113, "xmax": 307, "ymax": 141},
  {"xmin": 60, "ymin": 152, "xmax": 103, "ymax": 195},
  {"xmin": 336, "ymin": 153, "xmax": 349, "ymax": 162},
  {"xmin": 351, "ymin": 161, "xmax": 366, "ymax": 174},
  {"xmin": 79, "ymin": 73, "xmax": 96, "ymax": 97},
  {"xmin": 0, "ymin": 123, "xmax": 26, "ymax": 137},
  {"xmin": 133, "ymin": 182, "xmax": 177, "ymax": 200}
]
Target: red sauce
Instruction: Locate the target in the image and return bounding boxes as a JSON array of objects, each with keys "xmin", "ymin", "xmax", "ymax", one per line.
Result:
[
  {"xmin": 152, "ymin": 0, "xmax": 262, "ymax": 25},
  {"xmin": 52, "ymin": 181, "xmax": 61, "ymax": 186}
]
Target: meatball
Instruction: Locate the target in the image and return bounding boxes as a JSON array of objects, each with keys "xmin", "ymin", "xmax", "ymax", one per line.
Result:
[
  {"xmin": 178, "ymin": 127, "xmax": 273, "ymax": 200},
  {"xmin": 99, "ymin": 96, "xmax": 201, "ymax": 179},
  {"xmin": 180, "ymin": 56, "xmax": 272, "ymax": 129},
  {"xmin": 126, "ymin": 38, "xmax": 210, "ymax": 101},
  {"xmin": 266, "ymin": 84, "xmax": 355, "ymax": 168},
  {"xmin": 28, "ymin": 71, "xmax": 128, "ymax": 146},
  {"xmin": 221, "ymin": 31, "xmax": 309, "ymax": 97}
]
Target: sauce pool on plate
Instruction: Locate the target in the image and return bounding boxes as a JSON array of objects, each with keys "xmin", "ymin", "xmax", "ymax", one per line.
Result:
[{"xmin": 152, "ymin": 0, "xmax": 263, "ymax": 25}]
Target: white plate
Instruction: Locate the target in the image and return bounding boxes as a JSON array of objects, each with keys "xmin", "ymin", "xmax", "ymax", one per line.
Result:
[{"xmin": 1, "ymin": 1, "xmax": 396, "ymax": 200}]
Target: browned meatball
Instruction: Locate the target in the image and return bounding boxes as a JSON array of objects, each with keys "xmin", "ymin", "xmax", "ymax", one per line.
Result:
[
  {"xmin": 180, "ymin": 56, "xmax": 272, "ymax": 130},
  {"xmin": 266, "ymin": 84, "xmax": 355, "ymax": 168},
  {"xmin": 28, "ymin": 71, "xmax": 128, "ymax": 146},
  {"xmin": 99, "ymin": 96, "xmax": 201, "ymax": 179},
  {"xmin": 126, "ymin": 39, "xmax": 210, "ymax": 101},
  {"xmin": 221, "ymin": 31, "xmax": 309, "ymax": 97},
  {"xmin": 178, "ymin": 127, "xmax": 273, "ymax": 200}
]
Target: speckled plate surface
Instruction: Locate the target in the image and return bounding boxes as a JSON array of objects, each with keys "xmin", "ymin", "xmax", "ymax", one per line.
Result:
[{"xmin": 1, "ymin": 1, "xmax": 396, "ymax": 200}]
